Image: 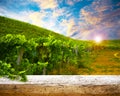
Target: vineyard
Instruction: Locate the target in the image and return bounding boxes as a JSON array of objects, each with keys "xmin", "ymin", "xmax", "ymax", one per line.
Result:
[{"xmin": 0, "ymin": 16, "xmax": 120, "ymax": 81}]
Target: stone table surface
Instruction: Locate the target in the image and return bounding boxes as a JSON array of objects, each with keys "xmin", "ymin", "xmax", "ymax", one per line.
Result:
[
  {"xmin": 0, "ymin": 75, "xmax": 120, "ymax": 96},
  {"xmin": 0, "ymin": 75, "xmax": 120, "ymax": 85}
]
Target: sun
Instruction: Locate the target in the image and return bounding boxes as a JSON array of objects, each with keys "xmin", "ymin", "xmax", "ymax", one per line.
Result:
[{"xmin": 94, "ymin": 36, "xmax": 102, "ymax": 43}]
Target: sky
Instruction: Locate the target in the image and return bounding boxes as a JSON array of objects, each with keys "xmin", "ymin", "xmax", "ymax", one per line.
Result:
[{"xmin": 0, "ymin": 0, "xmax": 120, "ymax": 40}]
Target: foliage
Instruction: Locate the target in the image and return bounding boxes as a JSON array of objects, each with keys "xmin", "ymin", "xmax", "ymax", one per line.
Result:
[
  {"xmin": 0, "ymin": 33, "xmax": 90, "ymax": 80},
  {"xmin": 0, "ymin": 60, "xmax": 27, "ymax": 81}
]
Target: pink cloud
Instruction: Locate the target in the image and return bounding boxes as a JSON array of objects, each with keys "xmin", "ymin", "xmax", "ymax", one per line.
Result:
[{"xmin": 76, "ymin": 0, "xmax": 120, "ymax": 39}]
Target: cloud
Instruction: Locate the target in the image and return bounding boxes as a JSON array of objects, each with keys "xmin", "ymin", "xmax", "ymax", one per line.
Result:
[
  {"xmin": 92, "ymin": 0, "xmax": 112, "ymax": 12},
  {"xmin": 76, "ymin": 0, "xmax": 120, "ymax": 39},
  {"xmin": 28, "ymin": 0, "xmax": 75, "ymax": 35},
  {"xmin": 29, "ymin": 11, "xmax": 47, "ymax": 27},
  {"xmin": 80, "ymin": 9, "xmax": 102, "ymax": 25},
  {"xmin": 52, "ymin": 8, "xmax": 65, "ymax": 17},
  {"xmin": 33, "ymin": 0, "xmax": 58, "ymax": 9},
  {"xmin": 65, "ymin": 0, "xmax": 83, "ymax": 5},
  {"xmin": 29, "ymin": 11, "xmax": 56, "ymax": 30},
  {"xmin": 28, "ymin": 8, "xmax": 71, "ymax": 35},
  {"xmin": 66, "ymin": 18, "xmax": 76, "ymax": 36}
]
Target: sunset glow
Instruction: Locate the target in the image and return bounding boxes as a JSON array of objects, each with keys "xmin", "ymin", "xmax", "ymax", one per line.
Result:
[{"xmin": 94, "ymin": 36, "xmax": 102, "ymax": 43}]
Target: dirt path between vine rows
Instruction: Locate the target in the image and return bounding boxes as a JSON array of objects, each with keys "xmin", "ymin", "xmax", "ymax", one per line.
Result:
[{"xmin": 90, "ymin": 49, "xmax": 120, "ymax": 74}]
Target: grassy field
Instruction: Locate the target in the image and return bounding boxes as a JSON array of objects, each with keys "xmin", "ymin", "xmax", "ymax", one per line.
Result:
[
  {"xmin": 78, "ymin": 48, "xmax": 120, "ymax": 75},
  {"xmin": 0, "ymin": 16, "xmax": 72, "ymax": 41},
  {"xmin": 79, "ymin": 39, "xmax": 120, "ymax": 74}
]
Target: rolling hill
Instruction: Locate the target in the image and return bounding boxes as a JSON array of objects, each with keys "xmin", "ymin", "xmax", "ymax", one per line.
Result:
[{"xmin": 0, "ymin": 16, "xmax": 72, "ymax": 41}]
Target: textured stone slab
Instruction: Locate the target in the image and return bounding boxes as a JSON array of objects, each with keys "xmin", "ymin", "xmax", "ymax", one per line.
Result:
[
  {"xmin": 0, "ymin": 75, "xmax": 120, "ymax": 85},
  {"xmin": 0, "ymin": 75, "xmax": 120, "ymax": 96}
]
